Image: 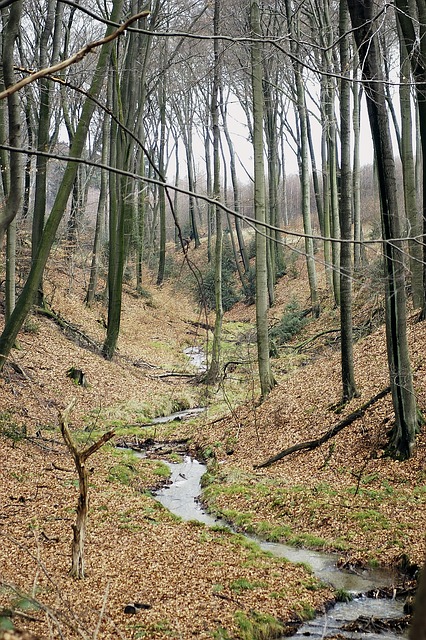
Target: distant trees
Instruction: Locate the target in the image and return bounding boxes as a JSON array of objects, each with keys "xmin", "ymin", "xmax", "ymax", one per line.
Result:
[
  {"xmin": 0, "ymin": 0, "xmax": 425, "ymax": 444},
  {"xmin": 0, "ymin": 0, "xmax": 127, "ymax": 368}
]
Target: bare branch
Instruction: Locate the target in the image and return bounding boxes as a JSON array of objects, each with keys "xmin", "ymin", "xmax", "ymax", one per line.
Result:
[{"xmin": 0, "ymin": 11, "xmax": 150, "ymax": 101}]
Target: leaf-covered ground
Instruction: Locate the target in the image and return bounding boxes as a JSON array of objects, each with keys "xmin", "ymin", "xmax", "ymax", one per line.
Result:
[{"xmin": 1, "ymin": 250, "xmax": 425, "ymax": 639}]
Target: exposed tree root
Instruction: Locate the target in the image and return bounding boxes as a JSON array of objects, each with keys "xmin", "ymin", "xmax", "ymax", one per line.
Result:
[{"xmin": 35, "ymin": 304, "xmax": 101, "ymax": 353}]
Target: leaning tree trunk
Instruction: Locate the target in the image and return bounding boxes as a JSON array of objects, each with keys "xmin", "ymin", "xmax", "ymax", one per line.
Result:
[{"xmin": 347, "ymin": 0, "xmax": 421, "ymax": 459}]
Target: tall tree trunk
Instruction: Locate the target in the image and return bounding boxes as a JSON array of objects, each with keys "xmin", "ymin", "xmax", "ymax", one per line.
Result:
[
  {"xmin": 103, "ymin": 5, "xmax": 153, "ymax": 358},
  {"xmin": 399, "ymin": 31, "xmax": 423, "ymax": 309},
  {"xmin": 2, "ymin": 1, "xmax": 23, "ymax": 323},
  {"xmin": 102, "ymin": 74, "xmax": 124, "ymax": 360},
  {"xmin": 347, "ymin": 0, "xmax": 420, "ymax": 459},
  {"xmin": 204, "ymin": 120, "xmax": 213, "ymax": 263},
  {"xmin": 285, "ymin": 0, "xmax": 319, "ymax": 316},
  {"xmin": 0, "ymin": 1, "xmax": 23, "ymax": 252},
  {"xmin": 219, "ymin": 88, "xmax": 250, "ymax": 274},
  {"xmin": 85, "ymin": 103, "xmax": 110, "ymax": 306},
  {"xmin": 156, "ymin": 61, "xmax": 167, "ymax": 286},
  {"xmin": 352, "ymin": 57, "xmax": 363, "ymax": 270},
  {"xmin": 205, "ymin": 0, "xmax": 223, "ymax": 385},
  {"xmin": 339, "ymin": 0, "xmax": 358, "ymax": 403},
  {"xmin": 251, "ymin": 0, "xmax": 276, "ymax": 398},
  {"xmin": 395, "ymin": 0, "xmax": 426, "ymax": 314}
]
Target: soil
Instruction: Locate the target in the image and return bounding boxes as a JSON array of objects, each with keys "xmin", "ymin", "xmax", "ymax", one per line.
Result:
[{"xmin": 0, "ymin": 251, "xmax": 425, "ymax": 639}]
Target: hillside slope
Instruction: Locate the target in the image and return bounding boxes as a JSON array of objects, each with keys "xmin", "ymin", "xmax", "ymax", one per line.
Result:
[{"xmin": 0, "ymin": 256, "xmax": 425, "ymax": 638}]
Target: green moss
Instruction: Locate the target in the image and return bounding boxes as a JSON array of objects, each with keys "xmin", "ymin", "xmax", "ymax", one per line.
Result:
[
  {"xmin": 234, "ymin": 610, "xmax": 287, "ymax": 640},
  {"xmin": 211, "ymin": 627, "xmax": 231, "ymax": 639},
  {"xmin": 0, "ymin": 412, "xmax": 26, "ymax": 442},
  {"xmin": 230, "ymin": 578, "xmax": 266, "ymax": 592},
  {"xmin": 352, "ymin": 509, "xmax": 390, "ymax": 531},
  {"xmin": 335, "ymin": 588, "xmax": 353, "ymax": 603},
  {"xmin": 152, "ymin": 461, "xmax": 171, "ymax": 477}
]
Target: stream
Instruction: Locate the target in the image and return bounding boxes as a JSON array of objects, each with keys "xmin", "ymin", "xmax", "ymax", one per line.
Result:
[{"xmin": 152, "ymin": 456, "xmax": 410, "ymax": 640}]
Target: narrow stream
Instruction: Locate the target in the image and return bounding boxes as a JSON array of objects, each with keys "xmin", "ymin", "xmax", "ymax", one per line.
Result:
[{"xmin": 153, "ymin": 456, "xmax": 409, "ymax": 640}]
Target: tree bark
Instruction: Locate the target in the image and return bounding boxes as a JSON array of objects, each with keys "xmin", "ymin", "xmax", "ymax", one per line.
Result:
[
  {"xmin": 0, "ymin": 0, "xmax": 23, "ymax": 252},
  {"xmin": 204, "ymin": 0, "xmax": 223, "ymax": 385},
  {"xmin": 395, "ymin": 0, "xmax": 426, "ymax": 315},
  {"xmin": 347, "ymin": 0, "xmax": 420, "ymax": 459},
  {"xmin": 339, "ymin": 0, "xmax": 358, "ymax": 402},
  {"xmin": 251, "ymin": 0, "xmax": 276, "ymax": 398}
]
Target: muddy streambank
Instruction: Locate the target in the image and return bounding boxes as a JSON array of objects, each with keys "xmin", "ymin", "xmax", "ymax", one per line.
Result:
[{"xmin": 135, "ymin": 444, "xmax": 413, "ymax": 640}]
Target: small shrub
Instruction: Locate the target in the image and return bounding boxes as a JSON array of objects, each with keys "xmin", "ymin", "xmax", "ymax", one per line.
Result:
[
  {"xmin": 0, "ymin": 413, "xmax": 26, "ymax": 442},
  {"xmin": 195, "ymin": 238, "xmax": 241, "ymax": 311},
  {"xmin": 269, "ymin": 299, "xmax": 307, "ymax": 355},
  {"xmin": 196, "ymin": 265, "xmax": 240, "ymax": 312},
  {"xmin": 234, "ymin": 610, "xmax": 286, "ymax": 640},
  {"xmin": 243, "ymin": 266, "xmax": 256, "ymax": 305},
  {"xmin": 23, "ymin": 318, "xmax": 40, "ymax": 334},
  {"xmin": 335, "ymin": 588, "xmax": 353, "ymax": 603}
]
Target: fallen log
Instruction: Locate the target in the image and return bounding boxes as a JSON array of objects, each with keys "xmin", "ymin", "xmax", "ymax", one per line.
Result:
[{"xmin": 254, "ymin": 386, "xmax": 391, "ymax": 469}]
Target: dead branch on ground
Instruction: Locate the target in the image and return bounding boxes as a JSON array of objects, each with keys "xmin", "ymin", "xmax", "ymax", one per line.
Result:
[{"xmin": 254, "ymin": 386, "xmax": 391, "ymax": 469}]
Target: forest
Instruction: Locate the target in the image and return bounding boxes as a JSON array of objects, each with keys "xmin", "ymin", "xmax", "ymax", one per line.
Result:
[{"xmin": 1, "ymin": 0, "xmax": 426, "ymax": 638}]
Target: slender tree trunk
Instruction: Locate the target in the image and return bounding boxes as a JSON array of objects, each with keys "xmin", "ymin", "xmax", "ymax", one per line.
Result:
[
  {"xmin": 251, "ymin": 0, "xmax": 276, "ymax": 398},
  {"xmin": 204, "ymin": 120, "xmax": 213, "ymax": 263},
  {"xmin": 205, "ymin": 0, "xmax": 223, "ymax": 385},
  {"xmin": 399, "ymin": 33, "xmax": 423, "ymax": 309},
  {"xmin": 219, "ymin": 88, "xmax": 249, "ymax": 274},
  {"xmin": 352, "ymin": 57, "xmax": 363, "ymax": 270},
  {"xmin": 0, "ymin": 1, "xmax": 23, "ymax": 252},
  {"xmin": 85, "ymin": 106, "xmax": 110, "ymax": 306},
  {"xmin": 285, "ymin": 0, "xmax": 319, "ymax": 316},
  {"xmin": 348, "ymin": 0, "xmax": 420, "ymax": 459},
  {"xmin": 339, "ymin": 0, "xmax": 358, "ymax": 403},
  {"xmin": 6, "ymin": 219, "xmax": 16, "ymax": 321},
  {"xmin": 156, "ymin": 64, "xmax": 167, "ymax": 286}
]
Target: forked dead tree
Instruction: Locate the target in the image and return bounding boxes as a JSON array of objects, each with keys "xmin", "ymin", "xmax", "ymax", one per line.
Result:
[{"xmin": 59, "ymin": 402, "xmax": 115, "ymax": 579}]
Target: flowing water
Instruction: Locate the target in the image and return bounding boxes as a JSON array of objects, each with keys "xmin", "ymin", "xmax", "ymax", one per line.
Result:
[
  {"xmin": 184, "ymin": 346, "xmax": 207, "ymax": 371},
  {"xmin": 153, "ymin": 456, "xmax": 409, "ymax": 639}
]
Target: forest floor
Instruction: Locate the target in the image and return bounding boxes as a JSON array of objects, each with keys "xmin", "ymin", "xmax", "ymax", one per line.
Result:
[{"xmin": 0, "ymin": 244, "xmax": 425, "ymax": 639}]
